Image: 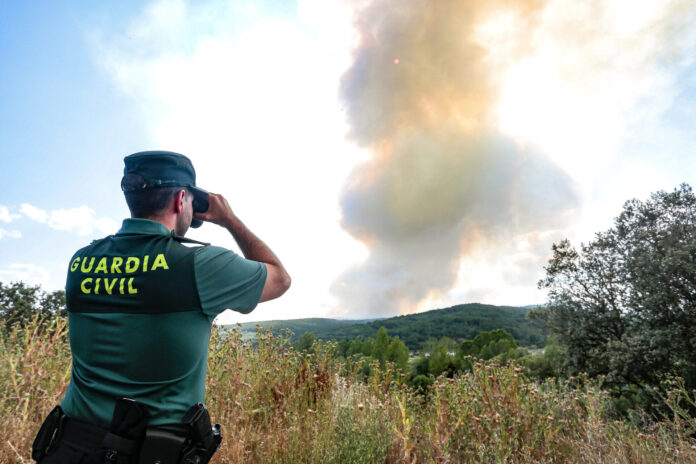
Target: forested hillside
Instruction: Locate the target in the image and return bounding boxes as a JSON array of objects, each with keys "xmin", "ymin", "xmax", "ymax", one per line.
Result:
[
  {"xmin": 322, "ymin": 303, "xmax": 543, "ymax": 349},
  {"xmin": 232, "ymin": 303, "xmax": 544, "ymax": 349}
]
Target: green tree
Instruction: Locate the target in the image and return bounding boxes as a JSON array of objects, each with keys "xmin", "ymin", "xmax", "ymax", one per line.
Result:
[
  {"xmin": 386, "ymin": 337, "xmax": 409, "ymax": 371},
  {"xmin": 411, "ymin": 356, "xmax": 430, "ymax": 377},
  {"xmin": 0, "ymin": 281, "xmax": 66, "ymax": 329},
  {"xmin": 534, "ymin": 184, "xmax": 696, "ymax": 396},
  {"xmin": 372, "ymin": 327, "xmax": 390, "ymax": 364},
  {"xmin": 521, "ymin": 343, "xmax": 566, "ymax": 380},
  {"xmin": 297, "ymin": 332, "xmax": 316, "ymax": 353},
  {"xmin": 428, "ymin": 343, "xmax": 456, "ymax": 377},
  {"xmin": 457, "ymin": 329, "xmax": 517, "ymax": 361}
]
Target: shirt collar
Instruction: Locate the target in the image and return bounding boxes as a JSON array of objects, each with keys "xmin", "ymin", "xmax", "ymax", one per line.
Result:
[{"xmin": 116, "ymin": 218, "xmax": 172, "ymax": 236}]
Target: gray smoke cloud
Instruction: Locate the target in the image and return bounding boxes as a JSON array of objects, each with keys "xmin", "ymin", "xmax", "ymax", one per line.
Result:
[{"xmin": 332, "ymin": 0, "xmax": 578, "ymax": 317}]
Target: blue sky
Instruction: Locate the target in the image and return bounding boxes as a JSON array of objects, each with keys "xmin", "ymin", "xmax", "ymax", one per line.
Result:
[
  {"xmin": 1, "ymin": 0, "xmax": 695, "ymax": 323},
  {"xmin": 1, "ymin": 2, "xmax": 149, "ymax": 291}
]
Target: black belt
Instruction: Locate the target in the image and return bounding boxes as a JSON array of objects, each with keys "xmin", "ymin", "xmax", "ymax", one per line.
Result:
[
  {"xmin": 33, "ymin": 401, "xmax": 220, "ymax": 464},
  {"xmin": 58, "ymin": 417, "xmax": 185, "ymax": 463}
]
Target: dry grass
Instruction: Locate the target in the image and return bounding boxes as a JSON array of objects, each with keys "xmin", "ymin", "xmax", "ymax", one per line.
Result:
[{"xmin": 2, "ymin": 317, "xmax": 695, "ymax": 463}]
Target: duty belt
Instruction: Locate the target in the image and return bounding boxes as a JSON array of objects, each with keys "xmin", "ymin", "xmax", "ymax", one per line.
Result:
[{"xmin": 32, "ymin": 400, "xmax": 222, "ymax": 464}]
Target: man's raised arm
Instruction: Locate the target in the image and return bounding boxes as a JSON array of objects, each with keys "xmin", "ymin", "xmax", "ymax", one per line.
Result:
[{"xmin": 194, "ymin": 192, "xmax": 291, "ymax": 302}]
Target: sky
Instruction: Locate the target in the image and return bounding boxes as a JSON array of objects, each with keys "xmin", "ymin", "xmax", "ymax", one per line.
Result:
[{"xmin": 1, "ymin": 0, "xmax": 695, "ymax": 324}]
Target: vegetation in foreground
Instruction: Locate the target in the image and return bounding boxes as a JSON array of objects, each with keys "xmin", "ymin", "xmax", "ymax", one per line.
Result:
[{"xmin": 3, "ymin": 317, "xmax": 696, "ymax": 463}]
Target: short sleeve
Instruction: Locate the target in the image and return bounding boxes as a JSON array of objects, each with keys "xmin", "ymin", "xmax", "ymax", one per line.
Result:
[{"xmin": 194, "ymin": 245, "xmax": 267, "ymax": 317}]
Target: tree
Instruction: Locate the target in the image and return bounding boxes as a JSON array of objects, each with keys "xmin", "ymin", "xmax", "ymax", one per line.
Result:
[
  {"xmin": 371, "ymin": 327, "xmax": 391, "ymax": 364},
  {"xmin": 428, "ymin": 343, "xmax": 455, "ymax": 376},
  {"xmin": 0, "ymin": 281, "xmax": 66, "ymax": 329},
  {"xmin": 457, "ymin": 329, "xmax": 517, "ymax": 362},
  {"xmin": 386, "ymin": 337, "xmax": 409, "ymax": 371},
  {"xmin": 297, "ymin": 332, "xmax": 316, "ymax": 353},
  {"xmin": 534, "ymin": 184, "xmax": 696, "ymax": 395}
]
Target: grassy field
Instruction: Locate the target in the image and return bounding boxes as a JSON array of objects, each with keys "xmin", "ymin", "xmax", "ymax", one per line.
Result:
[{"xmin": 2, "ymin": 317, "xmax": 696, "ymax": 463}]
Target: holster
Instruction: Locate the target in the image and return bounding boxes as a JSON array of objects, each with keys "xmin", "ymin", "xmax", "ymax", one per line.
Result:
[
  {"xmin": 138, "ymin": 429, "xmax": 186, "ymax": 464},
  {"xmin": 84, "ymin": 397, "xmax": 150, "ymax": 464},
  {"xmin": 179, "ymin": 403, "xmax": 222, "ymax": 464},
  {"xmin": 137, "ymin": 403, "xmax": 222, "ymax": 464},
  {"xmin": 32, "ymin": 405, "xmax": 67, "ymax": 462}
]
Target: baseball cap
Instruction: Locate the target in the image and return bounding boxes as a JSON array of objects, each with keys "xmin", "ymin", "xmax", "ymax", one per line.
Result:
[{"xmin": 121, "ymin": 151, "xmax": 209, "ymax": 228}]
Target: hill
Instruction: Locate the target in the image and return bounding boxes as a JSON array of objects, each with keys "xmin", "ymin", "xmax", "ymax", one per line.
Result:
[
  {"xmin": 228, "ymin": 303, "xmax": 544, "ymax": 349},
  {"xmin": 320, "ymin": 303, "xmax": 543, "ymax": 349}
]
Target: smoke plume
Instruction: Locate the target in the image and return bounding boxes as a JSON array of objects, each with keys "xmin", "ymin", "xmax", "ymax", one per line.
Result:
[{"xmin": 333, "ymin": 0, "xmax": 578, "ymax": 317}]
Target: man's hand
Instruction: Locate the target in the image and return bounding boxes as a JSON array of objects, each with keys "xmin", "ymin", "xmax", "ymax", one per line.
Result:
[
  {"xmin": 194, "ymin": 192, "xmax": 291, "ymax": 302},
  {"xmin": 194, "ymin": 193, "xmax": 235, "ymax": 226}
]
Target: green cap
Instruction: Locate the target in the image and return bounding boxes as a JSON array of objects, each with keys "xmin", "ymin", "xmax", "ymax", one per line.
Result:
[{"xmin": 121, "ymin": 151, "xmax": 209, "ymax": 228}]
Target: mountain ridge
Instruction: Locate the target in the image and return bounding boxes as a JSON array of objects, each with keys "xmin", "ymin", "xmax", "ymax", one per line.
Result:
[{"xmin": 225, "ymin": 303, "xmax": 545, "ymax": 349}]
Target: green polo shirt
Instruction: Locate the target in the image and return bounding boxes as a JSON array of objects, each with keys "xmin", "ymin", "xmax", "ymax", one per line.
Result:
[{"xmin": 61, "ymin": 218, "xmax": 267, "ymax": 432}]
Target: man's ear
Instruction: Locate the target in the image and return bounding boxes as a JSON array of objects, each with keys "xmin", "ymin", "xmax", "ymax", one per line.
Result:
[{"xmin": 173, "ymin": 189, "xmax": 187, "ymax": 214}]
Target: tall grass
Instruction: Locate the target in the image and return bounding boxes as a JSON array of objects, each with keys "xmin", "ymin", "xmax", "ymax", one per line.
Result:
[{"xmin": 2, "ymin": 317, "xmax": 695, "ymax": 463}]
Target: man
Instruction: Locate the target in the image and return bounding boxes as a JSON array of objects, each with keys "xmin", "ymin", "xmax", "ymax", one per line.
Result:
[{"xmin": 32, "ymin": 151, "xmax": 291, "ymax": 464}]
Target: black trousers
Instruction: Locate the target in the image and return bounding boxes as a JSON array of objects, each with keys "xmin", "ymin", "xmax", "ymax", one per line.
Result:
[{"xmin": 38, "ymin": 442, "xmax": 91, "ymax": 464}]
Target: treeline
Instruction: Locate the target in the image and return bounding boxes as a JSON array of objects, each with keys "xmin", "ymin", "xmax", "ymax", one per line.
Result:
[
  {"xmin": 234, "ymin": 304, "xmax": 546, "ymax": 349},
  {"xmin": 0, "ymin": 281, "xmax": 65, "ymax": 330},
  {"xmin": 311, "ymin": 303, "xmax": 544, "ymax": 349},
  {"xmin": 297, "ymin": 325, "xmax": 562, "ymax": 392}
]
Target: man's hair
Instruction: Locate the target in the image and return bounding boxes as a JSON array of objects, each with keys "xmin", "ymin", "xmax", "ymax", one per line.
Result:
[{"xmin": 123, "ymin": 173, "xmax": 189, "ymax": 218}]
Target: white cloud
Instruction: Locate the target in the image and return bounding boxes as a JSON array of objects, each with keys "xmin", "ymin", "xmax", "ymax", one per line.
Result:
[
  {"xmin": 21, "ymin": 203, "xmax": 118, "ymax": 236},
  {"xmin": 47, "ymin": 206, "xmax": 119, "ymax": 236},
  {"xmin": 0, "ymin": 228, "xmax": 22, "ymax": 239},
  {"xmin": 482, "ymin": 0, "xmax": 696, "ymax": 186},
  {"xmin": 0, "ymin": 206, "xmax": 20, "ymax": 223},
  {"xmin": 20, "ymin": 203, "xmax": 49, "ymax": 223},
  {"xmin": 96, "ymin": 0, "xmax": 363, "ymax": 322},
  {"xmin": 0, "ymin": 263, "xmax": 52, "ymax": 288},
  {"xmin": 93, "ymin": 0, "xmax": 696, "ymax": 320}
]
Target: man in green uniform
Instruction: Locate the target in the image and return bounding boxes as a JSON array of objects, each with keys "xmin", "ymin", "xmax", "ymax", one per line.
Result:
[{"xmin": 33, "ymin": 151, "xmax": 291, "ymax": 463}]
